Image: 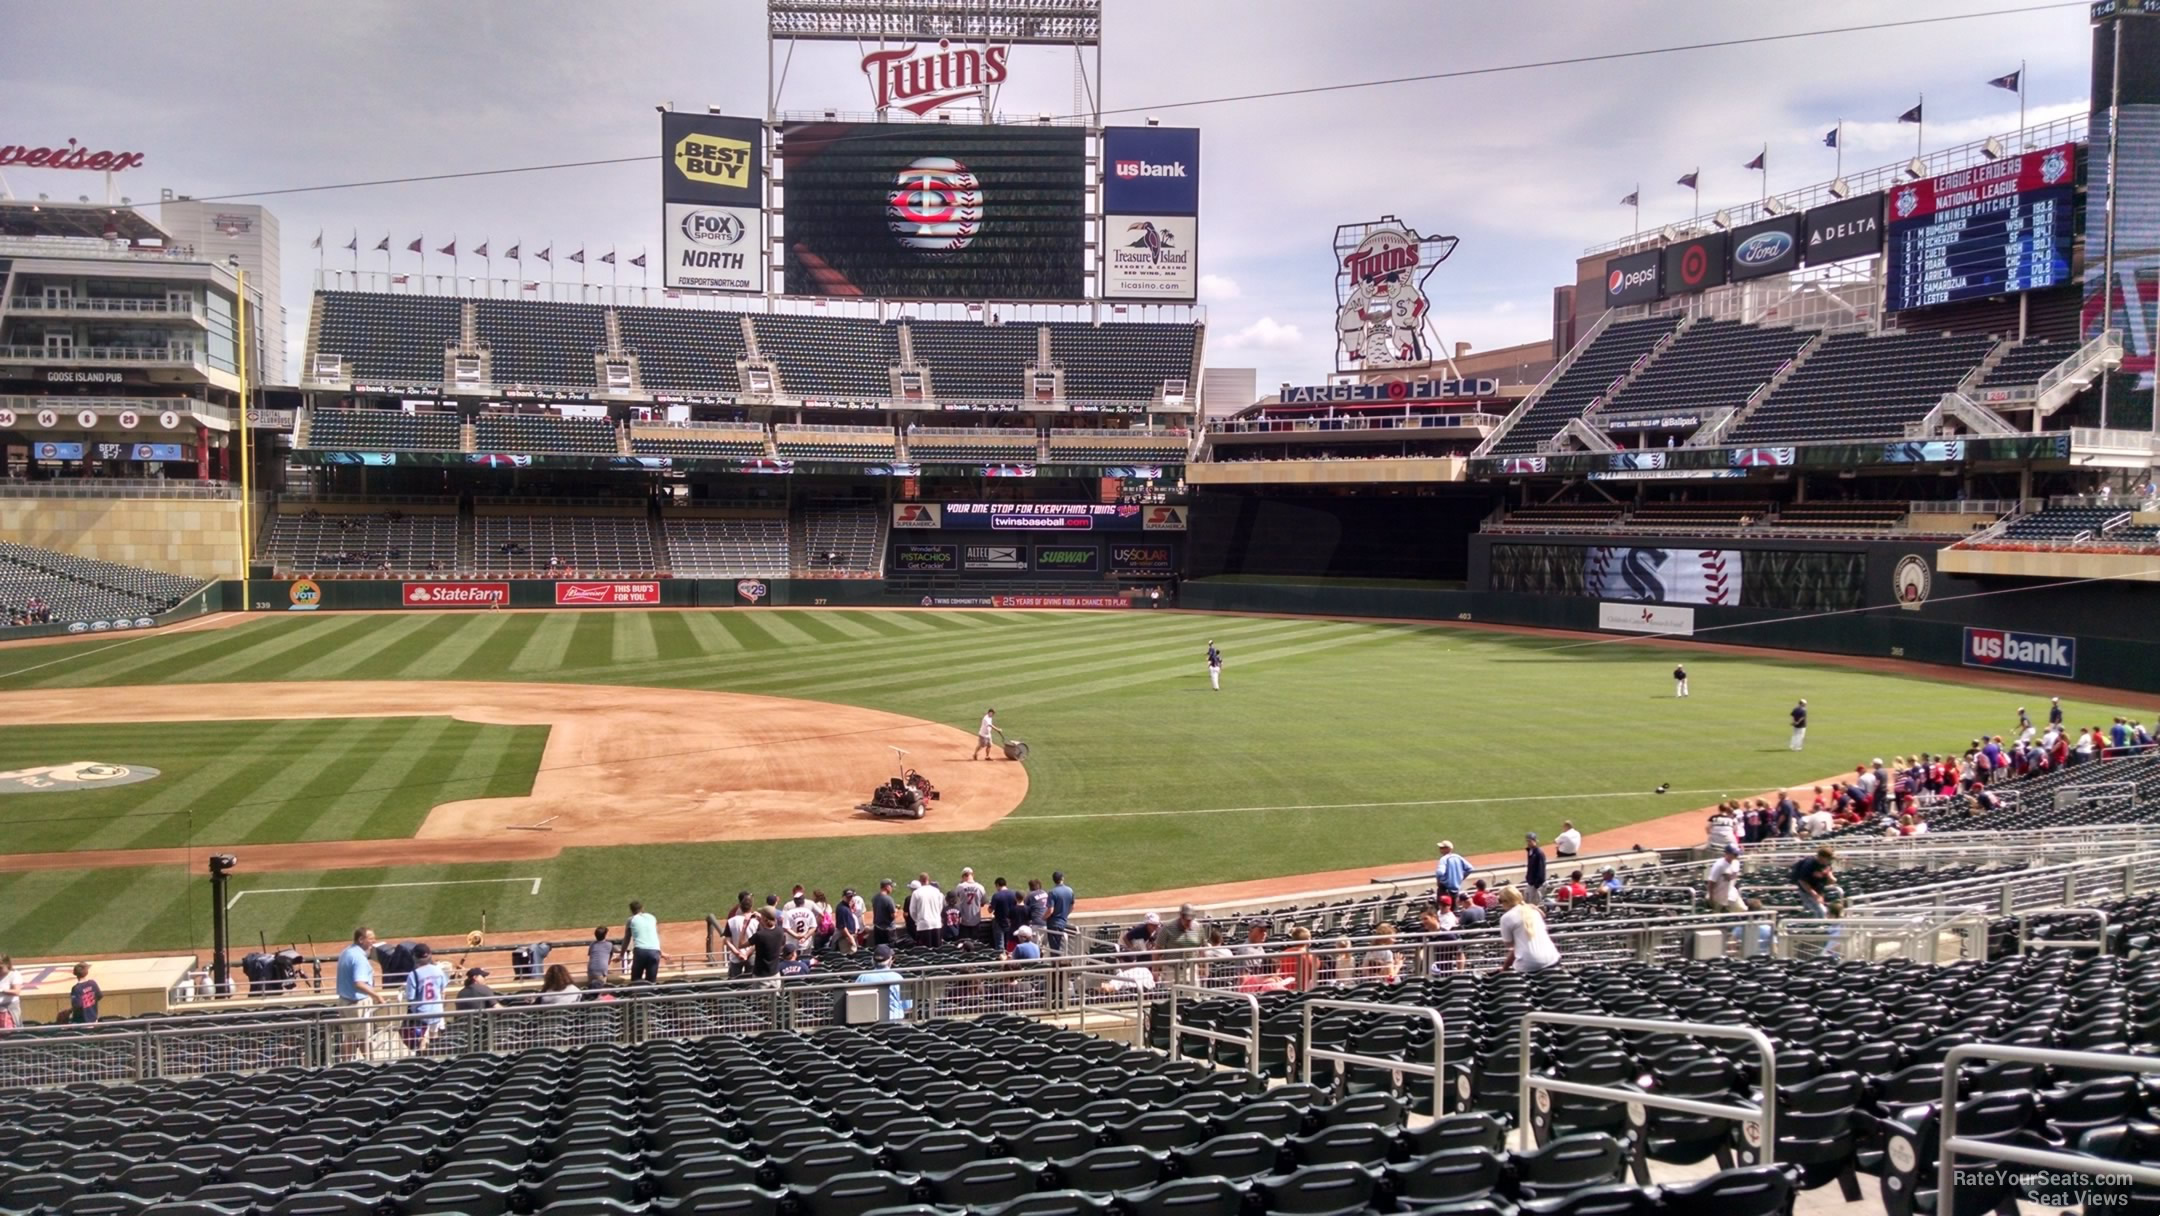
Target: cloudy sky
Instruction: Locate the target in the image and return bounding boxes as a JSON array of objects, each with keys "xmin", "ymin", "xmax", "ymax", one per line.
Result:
[{"xmin": 2, "ymin": 0, "xmax": 2098, "ymax": 390}]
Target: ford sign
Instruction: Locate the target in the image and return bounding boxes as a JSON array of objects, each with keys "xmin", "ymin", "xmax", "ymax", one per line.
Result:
[
  {"xmin": 1733, "ymin": 230, "xmax": 1793, "ymax": 266},
  {"xmin": 1964, "ymin": 627, "xmax": 2076, "ymax": 679}
]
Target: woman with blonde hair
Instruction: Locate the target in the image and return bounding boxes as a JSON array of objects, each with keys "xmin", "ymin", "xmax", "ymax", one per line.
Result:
[
  {"xmin": 1495, "ymin": 886, "xmax": 1561, "ymax": 974},
  {"xmin": 1365, "ymin": 924, "xmax": 1403, "ymax": 983}
]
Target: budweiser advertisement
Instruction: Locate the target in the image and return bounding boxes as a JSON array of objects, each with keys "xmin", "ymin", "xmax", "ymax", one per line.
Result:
[
  {"xmin": 554, "ymin": 582, "xmax": 664, "ymax": 607},
  {"xmin": 403, "ymin": 582, "xmax": 509, "ymax": 608}
]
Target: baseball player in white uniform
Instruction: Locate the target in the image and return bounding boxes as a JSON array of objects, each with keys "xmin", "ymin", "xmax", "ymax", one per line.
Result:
[
  {"xmin": 974, "ymin": 709, "xmax": 997, "ymax": 760},
  {"xmin": 1206, "ymin": 641, "xmax": 1222, "ymax": 691}
]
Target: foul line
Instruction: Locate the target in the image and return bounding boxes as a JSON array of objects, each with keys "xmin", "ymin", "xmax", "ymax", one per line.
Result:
[
  {"xmin": 227, "ymin": 876, "xmax": 542, "ymax": 910},
  {"xmin": 0, "ymin": 612, "xmax": 237, "ymax": 680},
  {"xmin": 1012, "ymin": 786, "xmax": 1752, "ymax": 822}
]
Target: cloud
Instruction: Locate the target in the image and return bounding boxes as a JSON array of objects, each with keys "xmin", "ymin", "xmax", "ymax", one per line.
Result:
[
  {"xmin": 1221, "ymin": 316, "xmax": 1304, "ymax": 350},
  {"xmin": 1198, "ymin": 273, "xmax": 1241, "ymax": 300}
]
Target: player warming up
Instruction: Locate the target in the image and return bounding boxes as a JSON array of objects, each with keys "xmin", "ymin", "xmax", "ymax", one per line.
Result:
[
  {"xmin": 1206, "ymin": 640, "xmax": 1223, "ymax": 691},
  {"xmin": 1673, "ymin": 664, "xmax": 1689, "ymax": 698},
  {"xmin": 1790, "ymin": 698, "xmax": 1808, "ymax": 751},
  {"xmin": 973, "ymin": 708, "xmax": 997, "ymax": 760}
]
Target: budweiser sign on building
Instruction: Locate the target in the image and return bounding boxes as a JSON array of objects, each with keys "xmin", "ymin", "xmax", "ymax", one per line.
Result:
[{"xmin": 860, "ymin": 40, "xmax": 1010, "ymax": 115}]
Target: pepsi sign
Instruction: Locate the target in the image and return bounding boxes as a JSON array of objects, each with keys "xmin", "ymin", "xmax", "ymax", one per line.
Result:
[
  {"xmin": 1963, "ymin": 627, "xmax": 2076, "ymax": 679},
  {"xmin": 1604, "ymin": 249, "xmax": 1662, "ymax": 305},
  {"xmin": 1102, "ymin": 126, "xmax": 1200, "ymax": 214},
  {"xmin": 1729, "ymin": 214, "xmax": 1804, "ymax": 281}
]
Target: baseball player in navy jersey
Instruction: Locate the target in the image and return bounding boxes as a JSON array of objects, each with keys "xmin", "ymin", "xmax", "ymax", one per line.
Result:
[
  {"xmin": 1674, "ymin": 664, "xmax": 1689, "ymax": 698},
  {"xmin": 1206, "ymin": 640, "xmax": 1222, "ymax": 691}
]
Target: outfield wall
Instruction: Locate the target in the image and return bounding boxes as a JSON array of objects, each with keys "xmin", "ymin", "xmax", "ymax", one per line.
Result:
[
  {"xmin": 1186, "ymin": 535, "xmax": 2160, "ymax": 694},
  {"xmin": 0, "ymin": 495, "xmax": 245, "ymax": 579},
  {"xmin": 230, "ymin": 578, "xmax": 1155, "ymax": 613}
]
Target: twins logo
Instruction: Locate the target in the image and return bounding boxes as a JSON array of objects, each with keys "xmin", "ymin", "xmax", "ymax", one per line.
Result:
[{"xmin": 886, "ymin": 157, "xmax": 982, "ymax": 256}]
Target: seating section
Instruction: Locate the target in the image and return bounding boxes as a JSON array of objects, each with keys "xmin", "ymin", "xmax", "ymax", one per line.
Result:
[
  {"xmin": 796, "ymin": 501, "xmax": 882, "ymax": 574},
  {"xmin": 1602, "ymin": 319, "xmax": 1812, "ymax": 418},
  {"xmin": 754, "ymin": 315, "xmax": 899, "ymax": 399},
  {"xmin": 1998, "ymin": 507, "xmax": 2128, "ymax": 541},
  {"xmin": 305, "ymin": 408, "xmax": 463, "ymax": 451},
  {"xmin": 472, "ymin": 512, "xmax": 657, "ymax": 575},
  {"xmin": 909, "ymin": 319, "xmax": 1037, "ymax": 400},
  {"xmin": 1728, "ymin": 331, "xmax": 1997, "ymax": 444},
  {"xmin": 473, "ymin": 300, "xmax": 605, "ymax": 388},
  {"xmin": 616, "ymin": 307, "xmax": 747, "ymax": 396},
  {"xmin": 663, "ymin": 515, "xmax": 790, "ymax": 578},
  {"xmin": 1768, "ymin": 502, "xmax": 1908, "ymax": 531},
  {"xmin": 906, "ymin": 429, "xmax": 1040, "ymax": 463},
  {"xmin": 1046, "ymin": 430, "xmax": 1189, "ymax": 464},
  {"xmin": 1975, "ymin": 339, "xmax": 2066, "ymax": 390},
  {"xmin": 312, "ymin": 292, "xmax": 461, "ymax": 383},
  {"xmin": 1626, "ymin": 501, "xmax": 1771, "ymax": 530},
  {"xmin": 628, "ymin": 425, "xmax": 767, "ymax": 459},
  {"xmin": 0, "ymin": 542, "xmax": 198, "ymax": 623},
  {"xmin": 773, "ymin": 428, "xmax": 898, "ymax": 462},
  {"xmin": 1047, "ymin": 322, "xmax": 1199, "ymax": 402},
  {"xmin": 473, "ymin": 412, "xmax": 619, "ymax": 455},
  {"xmin": 1490, "ymin": 316, "xmax": 1680, "ymax": 456},
  {"xmin": 257, "ymin": 510, "xmax": 461, "ymax": 575},
  {"xmin": 1496, "ymin": 503, "xmax": 1625, "ymax": 529}
]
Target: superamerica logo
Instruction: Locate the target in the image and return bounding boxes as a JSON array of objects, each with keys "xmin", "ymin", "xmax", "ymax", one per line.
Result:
[{"xmin": 1965, "ymin": 628, "xmax": 2076, "ymax": 678}]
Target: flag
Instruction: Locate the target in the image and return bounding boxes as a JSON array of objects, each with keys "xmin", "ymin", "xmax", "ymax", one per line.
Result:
[
  {"xmin": 375, "ymin": 236, "xmax": 391, "ymax": 252},
  {"xmin": 504, "ymin": 243, "xmax": 520, "ymax": 259},
  {"xmin": 437, "ymin": 239, "xmax": 456, "ymax": 257},
  {"xmin": 1744, "ymin": 150, "xmax": 1766, "ymax": 171},
  {"xmin": 1618, "ymin": 189, "xmax": 1639, "ymax": 206},
  {"xmin": 1823, "ymin": 128, "xmax": 1839, "ymax": 148},
  {"xmin": 568, "ymin": 249, "xmax": 585, "ymax": 264},
  {"xmin": 474, "ymin": 240, "xmax": 489, "ymax": 258},
  {"xmin": 535, "ymin": 246, "xmax": 551, "ymax": 262},
  {"xmin": 664, "ymin": 290, "xmax": 681, "ymax": 299},
  {"xmin": 522, "ymin": 282, "xmax": 540, "ymax": 292},
  {"xmin": 599, "ymin": 250, "xmax": 616, "ymax": 265},
  {"xmin": 629, "ymin": 253, "xmax": 647, "ymax": 268},
  {"xmin": 1676, "ymin": 171, "xmax": 1699, "ymax": 190},
  {"xmin": 406, "ymin": 237, "xmax": 422, "ymax": 253},
  {"xmin": 392, "ymin": 274, "xmax": 411, "ymax": 285},
  {"xmin": 1898, "ymin": 103, "xmax": 1923, "ymax": 123},
  {"xmin": 310, "ymin": 231, "xmax": 322, "ymax": 250},
  {"xmin": 344, "ymin": 233, "xmax": 358, "ymax": 252},
  {"xmin": 1987, "ymin": 70, "xmax": 2021, "ymax": 92}
]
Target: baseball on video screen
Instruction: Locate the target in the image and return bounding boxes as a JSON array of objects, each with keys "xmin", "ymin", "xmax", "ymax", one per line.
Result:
[{"xmin": 780, "ymin": 122, "xmax": 1086, "ymax": 299}]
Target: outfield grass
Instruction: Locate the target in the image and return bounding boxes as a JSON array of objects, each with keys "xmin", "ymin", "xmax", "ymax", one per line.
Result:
[
  {"xmin": 0, "ymin": 718, "xmax": 547, "ymax": 853},
  {"xmin": 0, "ymin": 608, "xmax": 2138, "ymax": 958}
]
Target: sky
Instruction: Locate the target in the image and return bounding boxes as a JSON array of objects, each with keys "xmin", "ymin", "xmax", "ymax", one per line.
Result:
[{"xmin": 0, "ymin": 0, "xmax": 2100, "ymax": 392}]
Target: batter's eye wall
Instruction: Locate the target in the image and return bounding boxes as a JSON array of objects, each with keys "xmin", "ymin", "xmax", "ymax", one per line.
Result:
[
  {"xmin": 1185, "ymin": 491, "xmax": 1489, "ymax": 582},
  {"xmin": 1488, "ymin": 543, "xmax": 1864, "ymax": 613}
]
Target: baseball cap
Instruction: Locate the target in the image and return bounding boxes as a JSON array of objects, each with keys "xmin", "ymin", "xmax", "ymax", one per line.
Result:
[
  {"xmin": 1014, "ymin": 926, "xmax": 1033, "ymax": 939},
  {"xmin": 1144, "ymin": 912, "xmax": 1161, "ymax": 926},
  {"xmin": 880, "ymin": 878, "xmax": 894, "ymax": 888},
  {"xmin": 411, "ymin": 943, "xmax": 433, "ymax": 959},
  {"xmin": 1723, "ymin": 844, "xmax": 1742, "ymax": 856},
  {"xmin": 1179, "ymin": 903, "xmax": 1198, "ymax": 918},
  {"xmin": 1437, "ymin": 840, "xmax": 1453, "ymax": 851},
  {"xmin": 1525, "ymin": 832, "xmax": 1539, "ymax": 843},
  {"xmin": 466, "ymin": 967, "xmax": 489, "ymax": 978},
  {"xmin": 961, "ymin": 867, "xmax": 974, "ymax": 877},
  {"xmin": 873, "ymin": 945, "xmax": 893, "ymax": 962}
]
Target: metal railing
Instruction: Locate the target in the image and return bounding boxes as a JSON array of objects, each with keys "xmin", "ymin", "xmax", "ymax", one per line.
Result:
[
  {"xmin": 1301, "ymin": 997, "xmax": 1446, "ymax": 1117},
  {"xmin": 1772, "ymin": 911, "xmax": 1990, "ymax": 963},
  {"xmin": 0, "ymin": 344, "xmax": 202, "ymax": 365},
  {"xmin": 0, "ymin": 477, "xmax": 236, "ymax": 500},
  {"xmin": 1937, "ymin": 1045, "xmax": 2160, "ymax": 1216},
  {"xmin": 1519, "ymin": 1012, "xmax": 1777, "ymax": 1159},
  {"xmin": 6, "ymin": 296, "xmax": 205, "ymax": 321},
  {"xmin": 2013, "ymin": 907, "xmax": 2111, "ymax": 953},
  {"xmin": 0, "ymin": 236, "xmax": 210, "ymax": 265},
  {"xmin": 1164, "ymin": 985, "xmax": 1260, "ymax": 1078}
]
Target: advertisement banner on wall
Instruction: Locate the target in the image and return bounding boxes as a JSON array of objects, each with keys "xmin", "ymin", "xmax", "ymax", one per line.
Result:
[
  {"xmin": 1585, "ymin": 547, "xmax": 1740, "ymax": 605},
  {"xmin": 1103, "ymin": 215, "xmax": 1197, "ymax": 300},
  {"xmin": 403, "ymin": 582, "xmax": 510, "ymax": 608},
  {"xmin": 962, "ymin": 544, "xmax": 1028, "ymax": 571},
  {"xmin": 1102, "ymin": 126, "xmax": 1200, "ymax": 214},
  {"xmin": 1603, "ymin": 249, "xmax": 1662, "ymax": 305},
  {"xmin": 1728, "ymin": 214, "xmax": 1805, "ymax": 280},
  {"xmin": 554, "ymin": 582, "xmax": 664, "ymax": 606},
  {"xmin": 1964, "ymin": 627, "xmax": 2076, "ymax": 679},
  {"xmin": 1659, "ymin": 231, "xmax": 1729, "ymax": 295},
  {"xmin": 287, "ymin": 579, "xmax": 322, "ymax": 611},
  {"xmin": 1032, "ymin": 544, "xmax": 1100, "ymax": 573},
  {"xmin": 661, "ymin": 112, "xmax": 764, "ymax": 294},
  {"xmin": 892, "ymin": 503, "xmax": 943, "ymax": 529},
  {"xmin": 1597, "ymin": 601, "xmax": 1697, "ymax": 636},
  {"xmin": 1803, "ymin": 192, "xmax": 1884, "ymax": 265},
  {"xmin": 892, "ymin": 543, "xmax": 958, "ymax": 572},
  {"xmin": 991, "ymin": 595, "xmax": 1133, "ymax": 609},
  {"xmin": 1108, "ymin": 543, "xmax": 1175, "ymax": 573}
]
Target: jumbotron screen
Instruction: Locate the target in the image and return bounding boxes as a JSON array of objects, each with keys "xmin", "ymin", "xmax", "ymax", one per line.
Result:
[{"xmin": 780, "ymin": 122, "xmax": 1086, "ymax": 300}]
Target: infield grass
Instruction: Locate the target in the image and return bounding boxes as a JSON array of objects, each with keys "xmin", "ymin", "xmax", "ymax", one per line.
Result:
[{"xmin": 0, "ymin": 608, "xmax": 2139, "ymax": 958}]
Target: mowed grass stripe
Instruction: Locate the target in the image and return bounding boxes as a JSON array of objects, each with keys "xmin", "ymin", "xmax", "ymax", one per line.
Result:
[
  {"xmin": 393, "ymin": 611, "xmax": 516, "ymax": 679},
  {"xmin": 678, "ymin": 612, "xmax": 743, "ymax": 655},
  {"xmin": 0, "ymin": 865, "xmax": 198, "ymax": 958},
  {"xmin": 780, "ymin": 614, "xmax": 857, "ymax": 645},
  {"xmin": 161, "ymin": 615, "xmax": 384, "ymax": 685},
  {"xmin": 508, "ymin": 612, "xmax": 580, "ymax": 673},
  {"xmin": 611, "ymin": 613, "xmax": 660, "ymax": 664},
  {"xmin": 445, "ymin": 612, "xmax": 548, "ymax": 679},
  {"xmin": 432, "ymin": 719, "xmax": 546, "ymax": 806},
  {"xmin": 65, "ymin": 719, "xmax": 331, "ymax": 852},
  {"xmin": 299, "ymin": 716, "xmax": 454, "ymax": 841},
  {"xmin": 973, "ymin": 620, "xmax": 1408, "ymax": 711},
  {"xmin": 282, "ymin": 613, "xmax": 442, "ymax": 680},
  {"xmin": 8, "ymin": 618, "xmax": 283, "ymax": 689},
  {"xmin": 737, "ymin": 612, "xmax": 819, "ymax": 648},
  {"xmin": 204, "ymin": 719, "xmax": 403, "ymax": 844},
  {"xmin": 646, "ymin": 612, "xmax": 698, "ymax": 662}
]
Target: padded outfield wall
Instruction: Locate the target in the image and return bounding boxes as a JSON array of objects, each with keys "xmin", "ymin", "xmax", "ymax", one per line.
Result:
[{"xmin": 1182, "ymin": 530, "xmax": 2160, "ymax": 695}]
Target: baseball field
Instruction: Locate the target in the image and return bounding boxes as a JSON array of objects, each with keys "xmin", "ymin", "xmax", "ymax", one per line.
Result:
[{"xmin": 0, "ymin": 606, "xmax": 2138, "ymax": 960}]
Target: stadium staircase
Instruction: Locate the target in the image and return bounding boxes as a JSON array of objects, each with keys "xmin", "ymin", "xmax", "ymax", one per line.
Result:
[
  {"xmin": 1482, "ymin": 313, "xmax": 1681, "ymax": 456},
  {"xmin": 646, "ymin": 500, "xmax": 670, "ymax": 573},
  {"xmin": 1689, "ymin": 330, "xmax": 1826, "ymax": 447},
  {"xmin": 1472, "ymin": 309, "xmax": 1619, "ymax": 457}
]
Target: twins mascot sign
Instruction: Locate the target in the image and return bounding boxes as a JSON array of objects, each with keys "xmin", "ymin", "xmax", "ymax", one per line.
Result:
[{"xmin": 1333, "ymin": 217, "xmax": 1459, "ymax": 369}]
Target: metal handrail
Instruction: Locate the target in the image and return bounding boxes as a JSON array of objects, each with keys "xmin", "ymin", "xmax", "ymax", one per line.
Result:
[
  {"xmin": 1771, "ymin": 911, "xmax": 1991, "ymax": 963},
  {"xmin": 1300, "ymin": 997, "xmax": 1446, "ymax": 1117},
  {"xmin": 1938, "ymin": 1045, "xmax": 2160, "ymax": 1214},
  {"xmin": 2013, "ymin": 907, "xmax": 2111, "ymax": 953},
  {"xmin": 1164, "ymin": 984, "xmax": 1261, "ymax": 1078},
  {"xmin": 1519, "ymin": 1011, "xmax": 1777, "ymax": 1160}
]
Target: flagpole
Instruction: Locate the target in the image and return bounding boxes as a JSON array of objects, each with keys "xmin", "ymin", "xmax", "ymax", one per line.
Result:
[
  {"xmin": 1758, "ymin": 145, "xmax": 1767, "ymax": 203},
  {"xmin": 1691, "ymin": 171, "xmax": 1699, "ymax": 223},
  {"xmin": 2019, "ymin": 60, "xmax": 2027, "ymax": 142},
  {"xmin": 1915, "ymin": 94, "xmax": 1924, "ymax": 158},
  {"xmin": 1836, "ymin": 120, "xmax": 1843, "ymax": 178},
  {"xmin": 1632, "ymin": 186, "xmax": 1639, "ymax": 240},
  {"xmin": 349, "ymin": 231, "xmax": 358, "ymax": 277},
  {"xmin": 418, "ymin": 237, "xmax": 426, "ymax": 289}
]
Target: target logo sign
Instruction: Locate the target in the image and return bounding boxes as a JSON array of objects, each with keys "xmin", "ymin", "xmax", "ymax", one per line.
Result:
[{"xmin": 1680, "ymin": 245, "xmax": 1709, "ymax": 285}]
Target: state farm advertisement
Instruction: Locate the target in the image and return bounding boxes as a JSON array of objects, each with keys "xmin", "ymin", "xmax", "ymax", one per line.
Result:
[
  {"xmin": 554, "ymin": 582, "xmax": 664, "ymax": 606},
  {"xmin": 404, "ymin": 582, "xmax": 510, "ymax": 608}
]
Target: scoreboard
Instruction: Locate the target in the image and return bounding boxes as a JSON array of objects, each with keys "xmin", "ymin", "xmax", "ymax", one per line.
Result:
[{"xmin": 1885, "ymin": 143, "xmax": 2077, "ymax": 312}]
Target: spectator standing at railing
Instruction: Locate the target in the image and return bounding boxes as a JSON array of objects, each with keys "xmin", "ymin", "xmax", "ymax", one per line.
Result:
[
  {"xmin": 334, "ymin": 927, "xmax": 379, "ymax": 1060},
  {"xmin": 1047, "ymin": 871, "xmax": 1075, "ymax": 952},
  {"xmin": 871, "ymin": 879, "xmax": 900, "ymax": 951},
  {"xmin": 749, "ymin": 908, "xmax": 785, "ymax": 979},
  {"xmin": 402, "ymin": 944, "xmax": 449, "ymax": 1052},
  {"xmin": 0, "ymin": 957, "xmax": 19, "ymax": 1030},
  {"xmin": 623, "ymin": 900, "xmax": 662, "ymax": 985},
  {"xmin": 67, "ymin": 963, "xmax": 101, "ymax": 1025},
  {"xmin": 906, "ymin": 874, "xmax": 945, "ymax": 946},
  {"xmin": 585, "ymin": 927, "xmax": 616, "ymax": 989},
  {"xmin": 988, "ymin": 877, "xmax": 1023, "ymax": 952},
  {"xmin": 1434, "ymin": 840, "xmax": 1473, "ymax": 903},
  {"xmin": 1523, "ymin": 833, "xmax": 1548, "ymax": 906},
  {"xmin": 724, "ymin": 893, "xmax": 758, "ymax": 978},
  {"xmin": 952, "ymin": 868, "xmax": 988, "ymax": 943},
  {"xmin": 1024, "ymin": 878, "xmax": 1051, "ymax": 937}
]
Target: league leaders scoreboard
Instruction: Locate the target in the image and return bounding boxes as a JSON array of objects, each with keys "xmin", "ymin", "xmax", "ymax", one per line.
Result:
[{"xmin": 1884, "ymin": 143, "xmax": 2078, "ymax": 313}]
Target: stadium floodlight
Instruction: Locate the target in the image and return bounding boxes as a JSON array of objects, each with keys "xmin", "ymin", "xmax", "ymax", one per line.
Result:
[
  {"xmin": 1982, "ymin": 136, "xmax": 2005, "ymax": 161},
  {"xmin": 707, "ymin": 104, "xmax": 724, "ymax": 115},
  {"xmin": 655, "ymin": 102, "xmax": 670, "ymax": 114},
  {"xmin": 1660, "ymin": 225, "xmax": 1680, "ymax": 244},
  {"xmin": 1712, "ymin": 210, "xmax": 1733, "ymax": 230},
  {"xmin": 1146, "ymin": 116, "xmax": 1161, "ymax": 127},
  {"xmin": 1761, "ymin": 197, "xmax": 1787, "ymax": 216},
  {"xmin": 1827, "ymin": 178, "xmax": 1851, "ymax": 199},
  {"xmin": 1903, "ymin": 157, "xmax": 1929, "ymax": 180}
]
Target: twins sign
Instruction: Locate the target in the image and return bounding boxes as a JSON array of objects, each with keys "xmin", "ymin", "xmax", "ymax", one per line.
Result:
[{"xmin": 1964, "ymin": 628, "xmax": 2076, "ymax": 680}]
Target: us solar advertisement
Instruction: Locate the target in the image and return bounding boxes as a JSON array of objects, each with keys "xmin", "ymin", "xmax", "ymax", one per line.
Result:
[{"xmin": 779, "ymin": 122, "xmax": 1086, "ymax": 300}]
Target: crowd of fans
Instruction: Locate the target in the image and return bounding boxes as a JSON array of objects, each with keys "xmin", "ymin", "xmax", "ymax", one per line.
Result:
[{"xmin": 0, "ymin": 595, "xmax": 50, "ymax": 627}]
